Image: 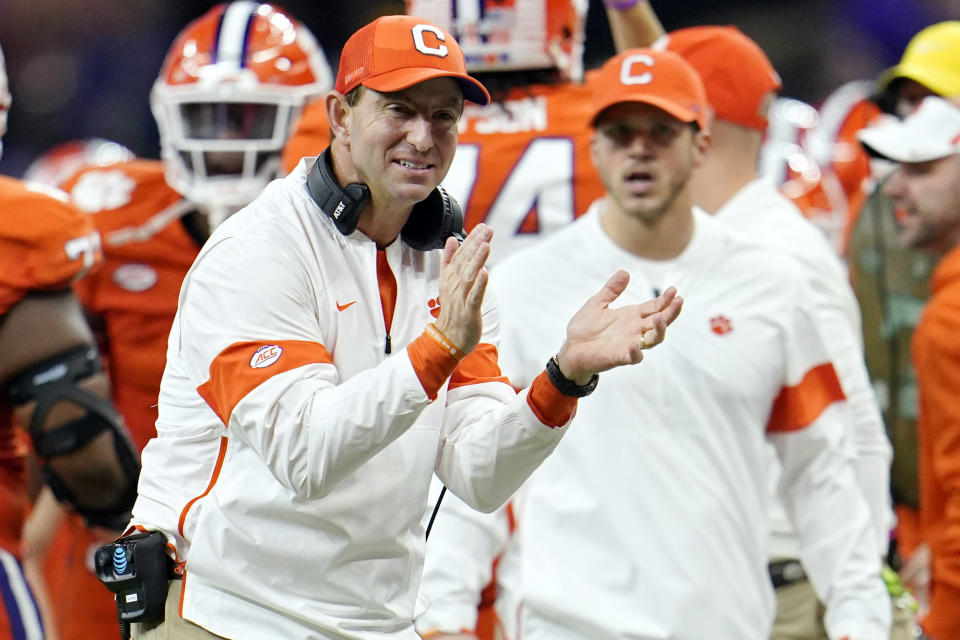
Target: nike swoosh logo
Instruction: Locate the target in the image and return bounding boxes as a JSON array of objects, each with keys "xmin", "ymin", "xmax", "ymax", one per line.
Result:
[{"xmin": 336, "ymin": 300, "xmax": 357, "ymax": 312}]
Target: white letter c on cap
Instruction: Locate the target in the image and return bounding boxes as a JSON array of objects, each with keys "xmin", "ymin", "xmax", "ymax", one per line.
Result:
[
  {"xmin": 412, "ymin": 24, "xmax": 449, "ymax": 58},
  {"xmin": 620, "ymin": 54, "xmax": 654, "ymax": 85}
]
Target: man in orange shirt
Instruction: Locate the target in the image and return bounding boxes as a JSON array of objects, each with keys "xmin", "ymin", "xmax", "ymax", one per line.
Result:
[
  {"xmin": 837, "ymin": 22, "xmax": 960, "ymax": 576},
  {"xmin": 796, "ymin": 21, "xmax": 960, "ymax": 251},
  {"xmin": 20, "ymin": 4, "xmax": 332, "ymax": 639},
  {"xmin": 859, "ymin": 96, "xmax": 960, "ymax": 640}
]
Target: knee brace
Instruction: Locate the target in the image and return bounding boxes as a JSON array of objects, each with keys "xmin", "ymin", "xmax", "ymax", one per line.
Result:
[{"xmin": 6, "ymin": 346, "xmax": 140, "ymax": 530}]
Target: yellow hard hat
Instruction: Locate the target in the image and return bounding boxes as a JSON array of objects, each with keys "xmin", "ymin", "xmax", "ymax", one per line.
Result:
[{"xmin": 877, "ymin": 21, "xmax": 960, "ymax": 97}]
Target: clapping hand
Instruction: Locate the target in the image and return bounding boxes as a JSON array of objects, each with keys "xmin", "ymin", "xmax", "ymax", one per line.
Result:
[
  {"xmin": 434, "ymin": 224, "xmax": 493, "ymax": 355},
  {"xmin": 555, "ymin": 270, "xmax": 682, "ymax": 384}
]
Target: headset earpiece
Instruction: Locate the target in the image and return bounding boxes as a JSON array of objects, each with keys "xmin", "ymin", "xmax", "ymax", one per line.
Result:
[
  {"xmin": 306, "ymin": 147, "xmax": 465, "ymax": 250},
  {"xmin": 401, "ymin": 184, "xmax": 464, "ymax": 250},
  {"xmin": 306, "ymin": 149, "xmax": 370, "ymax": 235}
]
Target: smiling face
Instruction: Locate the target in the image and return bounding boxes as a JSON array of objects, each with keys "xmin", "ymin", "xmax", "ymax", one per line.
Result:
[
  {"xmin": 345, "ymin": 77, "xmax": 463, "ymax": 211},
  {"xmin": 883, "ymin": 153, "xmax": 960, "ymax": 254},
  {"xmin": 591, "ymin": 102, "xmax": 706, "ymax": 226}
]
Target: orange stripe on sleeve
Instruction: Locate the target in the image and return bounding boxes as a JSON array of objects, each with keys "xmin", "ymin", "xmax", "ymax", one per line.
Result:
[
  {"xmin": 407, "ymin": 331, "xmax": 459, "ymax": 401},
  {"xmin": 197, "ymin": 340, "xmax": 333, "ymax": 427},
  {"xmin": 766, "ymin": 362, "xmax": 845, "ymax": 433},
  {"xmin": 449, "ymin": 342, "xmax": 510, "ymax": 390},
  {"xmin": 527, "ymin": 370, "xmax": 577, "ymax": 428},
  {"xmin": 178, "ymin": 435, "xmax": 229, "ymax": 537}
]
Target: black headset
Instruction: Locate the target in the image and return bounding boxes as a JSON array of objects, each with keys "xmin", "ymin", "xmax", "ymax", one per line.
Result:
[{"xmin": 306, "ymin": 148, "xmax": 465, "ymax": 251}]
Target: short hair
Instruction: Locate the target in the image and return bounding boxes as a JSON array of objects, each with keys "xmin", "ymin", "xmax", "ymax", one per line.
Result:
[{"xmin": 329, "ymin": 85, "xmax": 366, "ymax": 142}]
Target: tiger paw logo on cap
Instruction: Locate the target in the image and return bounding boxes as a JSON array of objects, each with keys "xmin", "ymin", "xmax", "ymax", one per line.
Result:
[{"xmin": 250, "ymin": 344, "xmax": 283, "ymax": 368}]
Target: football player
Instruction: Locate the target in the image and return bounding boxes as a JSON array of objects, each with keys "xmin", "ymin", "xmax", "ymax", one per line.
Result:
[{"xmin": 0, "ymin": 44, "xmax": 139, "ymax": 640}]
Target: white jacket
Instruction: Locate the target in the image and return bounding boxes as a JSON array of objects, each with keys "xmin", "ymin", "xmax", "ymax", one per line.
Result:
[
  {"xmin": 417, "ymin": 206, "xmax": 889, "ymax": 640},
  {"xmin": 716, "ymin": 178, "xmax": 893, "ymax": 559},
  {"xmin": 131, "ymin": 159, "xmax": 570, "ymax": 640}
]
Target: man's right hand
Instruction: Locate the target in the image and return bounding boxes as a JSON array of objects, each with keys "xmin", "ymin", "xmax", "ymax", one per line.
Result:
[
  {"xmin": 434, "ymin": 224, "xmax": 493, "ymax": 355},
  {"xmin": 556, "ymin": 270, "xmax": 682, "ymax": 384}
]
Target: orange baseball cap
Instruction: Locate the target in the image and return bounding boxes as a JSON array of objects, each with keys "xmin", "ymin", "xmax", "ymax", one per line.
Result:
[
  {"xmin": 336, "ymin": 15, "xmax": 490, "ymax": 105},
  {"xmin": 590, "ymin": 48, "xmax": 710, "ymax": 131},
  {"xmin": 658, "ymin": 26, "xmax": 781, "ymax": 131}
]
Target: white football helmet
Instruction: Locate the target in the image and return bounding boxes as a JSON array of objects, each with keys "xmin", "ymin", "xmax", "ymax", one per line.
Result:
[
  {"xmin": 0, "ymin": 44, "xmax": 11, "ymax": 162},
  {"xmin": 406, "ymin": 0, "xmax": 587, "ymax": 82},
  {"xmin": 150, "ymin": 1, "xmax": 332, "ymax": 222}
]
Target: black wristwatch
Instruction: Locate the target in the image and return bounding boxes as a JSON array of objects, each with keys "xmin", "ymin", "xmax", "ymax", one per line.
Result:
[{"xmin": 545, "ymin": 356, "xmax": 599, "ymax": 397}]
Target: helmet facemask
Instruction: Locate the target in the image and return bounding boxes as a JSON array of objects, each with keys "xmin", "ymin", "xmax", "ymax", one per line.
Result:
[
  {"xmin": 151, "ymin": 2, "xmax": 332, "ymax": 226},
  {"xmin": 151, "ymin": 76, "xmax": 307, "ymax": 215}
]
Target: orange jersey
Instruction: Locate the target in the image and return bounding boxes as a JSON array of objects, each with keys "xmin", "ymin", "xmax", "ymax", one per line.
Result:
[
  {"xmin": 283, "ymin": 80, "xmax": 606, "ymax": 264},
  {"xmin": 0, "ymin": 175, "xmax": 100, "ymax": 556},
  {"xmin": 62, "ymin": 159, "xmax": 200, "ymax": 451},
  {"xmin": 45, "ymin": 160, "xmax": 198, "ymax": 640},
  {"xmin": 913, "ymin": 247, "xmax": 960, "ymax": 640},
  {"xmin": 0, "ymin": 176, "xmax": 100, "ymax": 316}
]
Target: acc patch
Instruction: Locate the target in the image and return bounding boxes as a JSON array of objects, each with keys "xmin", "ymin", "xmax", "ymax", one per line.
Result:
[
  {"xmin": 250, "ymin": 344, "xmax": 283, "ymax": 368},
  {"xmin": 112, "ymin": 263, "xmax": 158, "ymax": 292}
]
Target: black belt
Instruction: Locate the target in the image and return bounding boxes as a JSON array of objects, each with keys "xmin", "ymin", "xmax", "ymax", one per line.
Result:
[{"xmin": 768, "ymin": 559, "xmax": 807, "ymax": 589}]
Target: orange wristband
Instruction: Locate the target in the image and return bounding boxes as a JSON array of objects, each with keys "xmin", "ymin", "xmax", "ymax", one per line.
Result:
[
  {"xmin": 425, "ymin": 322, "xmax": 466, "ymax": 361},
  {"xmin": 407, "ymin": 328, "xmax": 460, "ymax": 401}
]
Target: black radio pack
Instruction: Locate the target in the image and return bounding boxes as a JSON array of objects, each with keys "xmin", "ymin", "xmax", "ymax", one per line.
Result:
[{"xmin": 94, "ymin": 531, "xmax": 173, "ymax": 636}]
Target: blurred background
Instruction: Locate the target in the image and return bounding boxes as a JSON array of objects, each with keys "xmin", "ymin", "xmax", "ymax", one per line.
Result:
[{"xmin": 0, "ymin": 0, "xmax": 956, "ymax": 177}]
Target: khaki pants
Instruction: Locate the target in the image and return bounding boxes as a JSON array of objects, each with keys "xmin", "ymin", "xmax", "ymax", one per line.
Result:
[
  {"xmin": 770, "ymin": 578, "xmax": 917, "ymax": 640},
  {"xmin": 131, "ymin": 580, "xmax": 227, "ymax": 639}
]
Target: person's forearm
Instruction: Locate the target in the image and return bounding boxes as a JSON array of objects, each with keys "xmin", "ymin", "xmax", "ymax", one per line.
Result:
[
  {"xmin": 771, "ymin": 415, "xmax": 891, "ymax": 637},
  {"xmin": 604, "ymin": 0, "xmax": 666, "ymax": 52},
  {"xmin": 818, "ymin": 292, "xmax": 894, "ymax": 553},
  {"xmin": 436, "ymin": 381, "xmax": 568, "ymax": 513},
  {"xmin": 224, "ymin": 349, "xmax": 434, "ymax": 500}
]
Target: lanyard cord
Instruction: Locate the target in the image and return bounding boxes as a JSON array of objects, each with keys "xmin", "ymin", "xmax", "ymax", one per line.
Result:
[{"xmin": 425, "ymin": 485, "xmax": 447, "ymax": 540}]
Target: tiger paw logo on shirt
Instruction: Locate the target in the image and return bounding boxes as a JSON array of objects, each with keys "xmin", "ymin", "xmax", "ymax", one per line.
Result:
[
  {"xmin": 710, "ymin": 315, "xmax": 733, "ymax": 335},
  {"xmin": 250, "ymin": 345, "xmax": 283, "ymax": 368}
]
